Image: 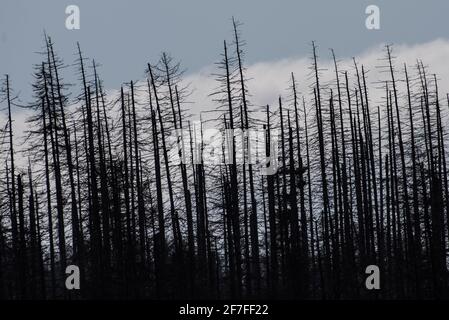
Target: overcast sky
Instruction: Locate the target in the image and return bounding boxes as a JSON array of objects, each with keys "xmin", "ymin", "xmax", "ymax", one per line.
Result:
[{"xmin": 1, "ymin": 0, "xmax": 449, "ymax": 100}]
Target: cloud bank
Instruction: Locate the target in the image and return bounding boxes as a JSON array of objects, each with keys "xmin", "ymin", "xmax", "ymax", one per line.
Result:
[{"xmin": 3, "ymin": 38, "xmax": 449, "ymax": 157}]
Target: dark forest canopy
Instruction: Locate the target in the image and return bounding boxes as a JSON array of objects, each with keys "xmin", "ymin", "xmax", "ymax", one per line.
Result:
[{"xmin": 1, "ymin": 19, "xmax": 449, "ymax": 300}]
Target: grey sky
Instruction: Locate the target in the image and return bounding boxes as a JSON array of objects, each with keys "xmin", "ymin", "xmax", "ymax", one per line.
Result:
[{"xmin": 1, "ymin": 0, "xmax": 449, "ymax": 101}]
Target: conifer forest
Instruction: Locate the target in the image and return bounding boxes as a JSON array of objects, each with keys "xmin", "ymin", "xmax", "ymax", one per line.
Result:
[{"xmin": 2, "ymin": 18, "xmax": 449, "ymax": 300}]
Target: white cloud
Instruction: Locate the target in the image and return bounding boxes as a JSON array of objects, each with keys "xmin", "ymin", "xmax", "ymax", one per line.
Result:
[
  {"xmin": 184, "ymin": 38, "xmax": 449, "ymax": 119},
  {"xmin": 3, "ymin": 38, "xmax": 449, "ymax": 163}
]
